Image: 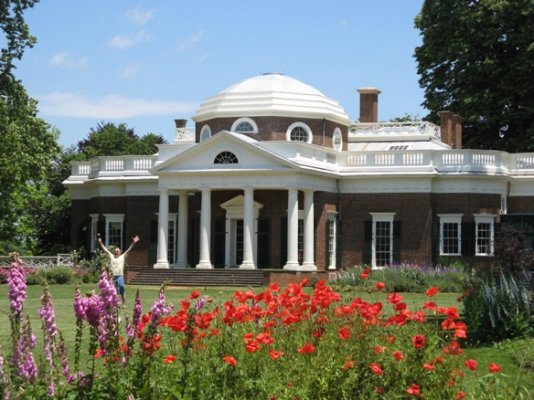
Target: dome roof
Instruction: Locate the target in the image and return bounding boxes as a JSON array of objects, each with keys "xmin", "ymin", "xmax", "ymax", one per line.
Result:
[{"xmin": 192, "ymin": 73, "xmax": 350, "ymax": 125}]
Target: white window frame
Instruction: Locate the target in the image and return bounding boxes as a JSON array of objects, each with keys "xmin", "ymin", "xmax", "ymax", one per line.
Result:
[
  {"xmin": 332, "ymin": 128, "xmax": 342, "ymax": 151},
  {"xmin": 370, "ymin": 212, "xmax": 395, "ymax": 268},
  {"xmin": 474, "ymin": 214, "xmax": 495, "ymax": 256},
  {"xmin": 327, "ymin": 212, "xmax": 338, "ymax": 270},
  {"xmin": 103, "ymin": 214, "xmax": 125, "ymax": 249},
  {"xmin": 438, "ymin": 214, "xmax": 463, "ymax": 256},
  {"xmin": 200, "ymin": 124, "xmax": 212, "ymax": 142},
  {"xmin": 231, "ymin": 117, "xmax": 258, "ymax": 134},
  {"xmin": 286, "ymin": 122, "xmax": 312, "ymax": 144}
]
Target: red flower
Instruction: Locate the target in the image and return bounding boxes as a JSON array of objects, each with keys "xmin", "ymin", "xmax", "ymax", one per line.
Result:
[
  {"xmin": 245, "ymin": 340, "xmax": 260, "ymax": 353},
  {"xmin": 188, "ymin": 290, "xmax": 201, "ymax": 299},
  {"xmin": 360, "ymin": 267, "xmax": 371, "ymax": 280},
  {"xmin": 407, "ymin": 383, "xmax": 420, "ymax": 396},
  {"xmin": 223, "ymin": 355, "xmax": 237, "ymax": 366},
  {"xmin": 425, "ymin": 286, "xmax": 439, "ymax": 297},
  {"xmin": 464, "ymin": 359, "xmax": 478, "ymax": 371},
  {"xmin": 423, "ymin": 363, "xmax": 435, "ymax": 371},
  {"xmin": 443, "ymin": 341, "xmax": 463, "ymax": 355},
  {"xmin": 298, "ymin": 343, "xmax": 316, "ymax": 354},
  {"xmin": 370, "ymin": 362, "xmax": 384, "ymax": 375},
  {"xmin": 342, "ymin": 360, "xmax": 355, "ymax": 370},
  {"xmin": 163, "ymin": 355, "xmax": 176, "ymax": 364},
  {"xmin": 374, "ymin": 345, "xmax": 387, "ymax": 354},
  {"xmin": 387, "ymin": 292, "xmax": 403, "ymax": 305},
  {"xmin": 392, "ymin": 350, "xmax": 404, "ymax": 361},
  {"xmin": 376, "ymin": 282, "xmax": 385, "ymax": 290},
  {"xmin": 489, "ymin": 362, "xmax": 501, "ymax": 373},
  {"xmin": 412, "ymin": 334, "xmax": 426, "ymax": 349},
  {"xmin": 423, "ymin": 301, "xmax": 436, "ymax": 310},
  {"xmin": 338, "ymin": 327, "xmax": 351, "ymax": 340},
  {"xmin": 455, "ymin": 391, "xmax": 467, "ymax": 399},
  {"xmin": 268, "ymin": 349, "xmax": 284, "ymax": 360}
]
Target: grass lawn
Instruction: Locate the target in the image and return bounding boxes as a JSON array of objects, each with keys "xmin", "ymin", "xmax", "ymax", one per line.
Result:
[{"xmin": 0, "ymin": 282, "xmax": 532, "ymax": 397}]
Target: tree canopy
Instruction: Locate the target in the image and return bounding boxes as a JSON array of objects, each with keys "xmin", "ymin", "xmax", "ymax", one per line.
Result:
[{"xmin": 414, "ymin": 0, "xmax": 534, "ymax": 152}]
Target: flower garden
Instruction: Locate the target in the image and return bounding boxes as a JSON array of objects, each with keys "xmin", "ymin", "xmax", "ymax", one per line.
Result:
[{"xmin": 0, "ymin": 260, "xmax": 531, "ymax": 399}]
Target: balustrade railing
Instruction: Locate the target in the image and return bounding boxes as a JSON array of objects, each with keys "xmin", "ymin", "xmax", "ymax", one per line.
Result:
[
  {"xmin": 0, "ymin": 254, "xmax": 73, "ymax": 268},
  {"xmin": 70, "ymin": 155, "xmax": 158, "ymax": 177}
]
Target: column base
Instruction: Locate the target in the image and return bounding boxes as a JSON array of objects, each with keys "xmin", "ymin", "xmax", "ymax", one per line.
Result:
[
  {"xmin": 154, "ymin": 261, "xmax": 170, "ymax": 269},
  {"xmin": 173, "ymin": 262, "xmax": 190, "ymax": 269},
  {"xmin": 239, "ymin": 261, "xmax": 256, "ymax": 270},
  {"xmin": 284, "ymin": 262, "xmax": 317, "ymax": 271},
  {"xmin": 196, "ymin": 261, "xmax": 214, "ymax": 269}
]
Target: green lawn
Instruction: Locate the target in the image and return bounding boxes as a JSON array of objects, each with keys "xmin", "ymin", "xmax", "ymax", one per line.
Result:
[{"xmin": 0, "ymin": 283, "xmax": 532, "ymax": 397}]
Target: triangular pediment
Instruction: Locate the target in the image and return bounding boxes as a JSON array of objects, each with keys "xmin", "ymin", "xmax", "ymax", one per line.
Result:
[{"xmin": 151, "ymin": 130, "xmax": 298, "ymax": 174}]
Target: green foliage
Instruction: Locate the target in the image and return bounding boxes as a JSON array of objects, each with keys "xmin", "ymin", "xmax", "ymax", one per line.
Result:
[
  {"xmin": 463, "ymin": 272, "xmax": 534, "ymax": 344},
  {"xmin": 415, "ymin": 0, "xmax": 534, "ymax": 152},
  {"xmin": 494, "ymin": 224, "xmax": 534, "ymax": 278}
]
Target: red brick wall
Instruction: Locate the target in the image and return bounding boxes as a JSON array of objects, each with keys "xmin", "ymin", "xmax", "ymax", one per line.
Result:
[
  {"xmin": 507, "ymin": 197, "xmax": 534, "ymax": 213},
  {"xmin": 195, "ymin": 116, "xmax": 349, "ymax": 151}
]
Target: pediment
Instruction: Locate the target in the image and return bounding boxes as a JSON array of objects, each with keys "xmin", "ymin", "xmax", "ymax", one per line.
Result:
[{"xmin": 151, "ymin": 131, "xmax": 297, "ymax": 174}]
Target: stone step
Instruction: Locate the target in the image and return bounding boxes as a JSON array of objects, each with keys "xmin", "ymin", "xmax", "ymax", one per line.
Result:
[{"xmin": 128, "ymin": 268, "xmax": 265, "ymax": 287}]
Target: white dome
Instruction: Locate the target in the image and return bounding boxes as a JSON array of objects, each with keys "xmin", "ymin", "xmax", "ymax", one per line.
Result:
[{"xmin": 192, "ymin": 73, "xmax": 350, "ymax": 125}]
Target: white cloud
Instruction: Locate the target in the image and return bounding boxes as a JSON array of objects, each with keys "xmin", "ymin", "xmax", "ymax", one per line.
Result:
[
  {"xmin": 178, "ymin": 30, "xmax": 204, "ymax": 51},
  {"xmin": 119, "ymin": 65, "xmax": 139, "ymax": 79},
  {"xmin": 126, "ymin": 6, "xmax": 154, "ymax": 26},
  {"xmin": 108, "ymin": 29, "xmax": 151, "ymax": 49},
  {"xmin": 38, "ymin": 92, "xmax": 199, "ymax": 119},
  {"xmin": 49, "ymin": 52, "xmax": 88, "ymax": 69}
]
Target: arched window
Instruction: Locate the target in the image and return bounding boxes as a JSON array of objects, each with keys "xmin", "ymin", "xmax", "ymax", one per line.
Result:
[
  {"xmin": 214, "ymin": 151, "xmax": 238, "ymax": 164},
  {"xmin": 286, "ymin": 122, "xmax": 312, "ymax": 143},
  {"xmin": 231, "ymin": 117, "xmax": 258, "ymax": 134},
  {"xmin": 200, "ymin": 125, "xmax": 211, "ymax": 142},
  {"xmin": 332, "ymin": 128, "xmax": 342, "ymax": 151}
]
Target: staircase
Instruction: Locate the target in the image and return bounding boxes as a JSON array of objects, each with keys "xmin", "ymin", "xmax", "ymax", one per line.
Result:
[{"xmin": 128, "ymin": 268, "xmax": 266, "ymax": 287}]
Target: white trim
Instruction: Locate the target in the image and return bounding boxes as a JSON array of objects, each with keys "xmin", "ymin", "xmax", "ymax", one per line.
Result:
[
  {"xmin": 438, "ymin": 214, "xmax": 463, "ymax": 256},
  {"xmin": 474, "ymin": 214, "xmax": 495, "ymax": 256},
  {"xmin": 89, "ymin": 214, "xmax": 99, "ymax": 252},
  {"xmin": 200, "ymin": 124, "xmax": 212, "ymax": 142},
  {"xmin": 231, "ymin": 117, "xmax": 258, "ymax": 134},
  {"xmin": 286, "ymin": 122, "xmax": 312, "ymax": 144},
  {"xmin": 103, "ymin": 214, "xmax": 125, "ymax": 248},
  {"xmin": 333, "ymin": 127, "xmax": 343, "ymax": 151},
  {"xmin": 327, "ymin": 212, "xmax": 338, "ymax": 270}
]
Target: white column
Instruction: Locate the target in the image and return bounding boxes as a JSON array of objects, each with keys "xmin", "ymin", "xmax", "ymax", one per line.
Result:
[
  {"xmin": 301, "ymin": 189, "xmax": 317, "ymax": 271},
  {"xmin": 175, "ymin": 190, "xmax": 189, "ymax": 268},
  {"xmin": 89, "ymin": 213, "xmax": 99, "ymax": 252},
  {"xmin": 284, "ymin": 188, "xmax": 300, "ymax": 270},
  {"xmin": 240, "ymin": 187, "xmax": 255, "ymax": 269},
  {"xmin": 196, "ymin": 188, "xmax": 213, "ymax": 269},
  {"xmin": 154, "ymin": 189, "xmax": 170, "ymax": 269}
]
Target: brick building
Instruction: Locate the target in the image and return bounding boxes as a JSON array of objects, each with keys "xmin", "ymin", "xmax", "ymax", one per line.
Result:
[{"xmin": 64, "ymin": 73, "xmax": 534, "ymax": 278}]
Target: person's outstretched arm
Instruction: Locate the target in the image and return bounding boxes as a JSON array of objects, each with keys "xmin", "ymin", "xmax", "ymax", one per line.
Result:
[
  {"xmin": 123, "ymin": 235, "xmax": 140, "ymax": 256},
  {"xmin": 97, "ymin": 234, "xmax": 112, "ymax": 256}
]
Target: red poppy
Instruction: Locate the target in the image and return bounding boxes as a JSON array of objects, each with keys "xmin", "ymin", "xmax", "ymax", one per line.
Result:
[
  {"xmin": 298, "ymin": 343, "xmax": 316, "ymax": 354},
  {"xmin": 338, "ymin": 327, "xmax": 351, "ymax": 340},
  {"xmin": 443, "ymin": 341, "xmax": 463, "ymax": 355},
  {"xmin": 376, "ymin": 282, "xmax": 385, "ymax": 290},
  {"xmin": 407, "ymin": 383, "xmax": 420, "ymax": 396},
  {"xmin": 374, "ymin": 345, "xmax": 387, "ymax": 354},
  {"xmin": 163, "ymin": 355, "xmax": 176, "ymax": 364},
  {"xmin": 342, "ymin": 360, "xmax": 355, "ymax": 370},
  {"xmin": 370, "ymin": 362, "xmax": 384, "ymax": 375},
  {"xmin": 245, "ymin": 340, "xmax": 260, "ymax": 353},
  {"xmin": 392, "ymin": 350, "xmax": 404, "ymax": 361},
  {"xmin": 455, "ymin": 391, "xmax": 467, "ymax": 399},
  {"xmin": 489, "ymin": 362, "xmax": 501, "ymax": 373},
  {"xmin": 425, "ymin": 286, "xmax": 439, "ymax": 297},
  {"xmin": 423, "ymin": 301, "xmax": 436, "ymax": 310},
  {"xmin": 360, "ymin": 267, "xmax": 371, "ymax": 280},
  {"xmin": 268, "ymin": 349, "xmax": 284, "ymax": 360},
  {"xmin": 464, "ymin": 359, "xmax": 477, "ymax": 371},
  {"xmin": 188, "ymin": 290, "xmax": 201, "ymax": 299},
  {"xmin": 387, "ymin": 292, "xmax": 403, "ymax": 305},
  {"xmin": 423, "ymin": 363, "xmax": 435, "ymax": 371},
  {"xmin": 412, "ymin": 334, "xmax": 426, "ymax": 349},
  {"xmin": 223, "ymin": 355, "xmax": 237, "ymax": 366}
]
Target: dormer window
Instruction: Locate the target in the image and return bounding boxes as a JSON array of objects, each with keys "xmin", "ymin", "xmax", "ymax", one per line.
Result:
[
  {"xmin": 231, "ymin": 117, "xmax": 258, "ymax": 134},
  {"xmin": 333, "ymin": 128, "xmax": 342, "ymax": 151},
  {"xmin": 214, "ymin": 151, "xmax": 238, "ymax": 164},
  {"xmin": 286, "ymin": 122, "xmax": 312, "ymax": 143}
]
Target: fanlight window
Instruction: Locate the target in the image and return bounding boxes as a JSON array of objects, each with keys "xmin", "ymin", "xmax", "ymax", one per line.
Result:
[
  {"xmin": 231, "ymin": 117, "xmax": 258, "ymax": 134},
  {"xmin": 235, "ymin": 121, "xmax": 254, "ymax": 132},
  {"xmin": 214, "ymin": 151, "xmax": 238, "ymax": 164},
  {"xmin": 286, "ymin": 122, "xmax": 312, "ymax": 143}
]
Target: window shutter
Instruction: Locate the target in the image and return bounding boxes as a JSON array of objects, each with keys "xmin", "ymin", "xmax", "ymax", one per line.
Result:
[
  {"xmin": 280, "ymin": 217, "xmax": 287, "ymax": 266},
  {"xmin": 462, "ymin": 222, "xmax": 475, "ymax": 256},
  {"xmin": 431, "ymin": 218, "xmax": 440, "ymax": 262},
  {"xmin": 393, "ymin": 221, "xmax": 401, "ymax": 264},
  {"xmin": 97, "ymin": 219, "xmax": 105, "ymax": 242},
  {"xmin": 363, "ymin": 221, "xmax": 372, "ymax": 265}
]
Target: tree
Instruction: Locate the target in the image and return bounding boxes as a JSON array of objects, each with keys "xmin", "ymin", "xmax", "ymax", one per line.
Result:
[
  {"xmin": 414, "ymin": 0, "xmax": 534, "ymax": 152},
  {"xmin": 72, "ymin": 122, "xmax": 166, "ymax": 160}
]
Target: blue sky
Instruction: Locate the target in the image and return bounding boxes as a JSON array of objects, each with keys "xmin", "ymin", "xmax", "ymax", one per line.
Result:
[{"xmin": 17, "ymin": 1, "xmax": 426, "ymax": 147}]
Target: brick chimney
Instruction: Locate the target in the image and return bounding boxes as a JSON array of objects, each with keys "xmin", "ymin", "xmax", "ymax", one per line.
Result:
[
  {"xmin": 174, "ymin": 119, "xmax": 187, "ymax": 128},
  {"xmin": 357, "ymin": 87, "xmax": 381, "ymax": 123},
  {"xmin": 438, "ymin": 111, "xmax": 463, "ymax": 149}
]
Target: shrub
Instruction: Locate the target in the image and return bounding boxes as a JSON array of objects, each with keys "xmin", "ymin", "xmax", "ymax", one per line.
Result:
[
  {"xmin": 494, "ymin": 225, "xmax": 534, "ymax": 279},
  {"xmin": 463, "ymin": 272, "xmax": 534, "ymax": 344}
]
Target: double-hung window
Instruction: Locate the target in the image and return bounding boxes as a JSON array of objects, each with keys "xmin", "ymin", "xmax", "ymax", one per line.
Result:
[
  {"xmin": 439, "ymin": 214, "xmax": 462, "ymax": 256},
  {"xmin": 474, "ymin": 214, "xmax": 495, "ymax": 256},
  {"xmin": 370, "ymin": 213, "xmax": 395, "ymax": 267},
  {"xmin": 104, "ymin": 214, "xmax": 124, "ymax": 250}
]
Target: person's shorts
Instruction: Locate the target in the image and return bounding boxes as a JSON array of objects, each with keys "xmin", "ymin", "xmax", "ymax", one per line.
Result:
[{"xmin": 113, "ymin": 276, "xmax": 125, "ymax": 295}]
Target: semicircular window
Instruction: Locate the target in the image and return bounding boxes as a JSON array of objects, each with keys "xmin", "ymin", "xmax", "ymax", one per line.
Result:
[
  {"xmin": 235, "ymin": 121, "xmax": 254, "ymax": 132},
  {"xmin": 214, "ymin": 151, "xmax": 239, "ymax": 164},
  {"xmin": 231, "ymin": 117, "xmax": 258, "ymax": 134},
  {"xmin": 290, "ymin": 126, "xmax": 309, "ymax": 142}
]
